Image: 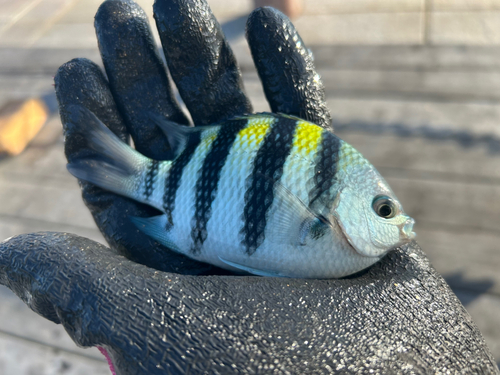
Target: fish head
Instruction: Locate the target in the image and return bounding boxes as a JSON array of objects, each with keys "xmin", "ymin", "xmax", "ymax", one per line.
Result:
[{"xmin": 331, "ymin": 156, "xmax": 415, "ymax": 259}]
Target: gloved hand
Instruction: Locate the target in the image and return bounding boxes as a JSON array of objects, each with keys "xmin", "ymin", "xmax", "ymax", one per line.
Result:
[{"xmin": 0, "ymin": 0, "xmax": 498, "ymax": 374}]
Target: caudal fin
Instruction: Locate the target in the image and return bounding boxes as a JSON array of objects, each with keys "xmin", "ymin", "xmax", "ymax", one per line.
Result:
[{"xmin": 66, "ymin": 105, "xmax": 152, "ymax": 203}]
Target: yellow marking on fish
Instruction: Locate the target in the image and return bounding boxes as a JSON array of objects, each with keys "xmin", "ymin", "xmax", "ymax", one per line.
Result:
[
  {"xmin": 205, "ymin": 133, "xmax": 218, "ymax": 144},
  {"xmin": 292, "ymin": 120, "xmax": 323, "ymax": 157},
  {"xmin": 234, "ymin": 117, "xmax": 273, "ymax": 151},
  {"xmin": 337, "ymin": 141, "xmax": 369, "ymax": 173}
]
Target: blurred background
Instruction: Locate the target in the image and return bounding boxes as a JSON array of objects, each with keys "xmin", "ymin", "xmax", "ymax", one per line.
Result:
[{"xmin": 0, "ymin": 0, "xmax": 499, "ymax": 373}]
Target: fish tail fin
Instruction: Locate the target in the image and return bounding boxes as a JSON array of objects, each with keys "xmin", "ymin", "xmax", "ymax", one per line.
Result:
[{"xmin": 66, "ymin": 105, "xmax": 163, "ymax": 206}]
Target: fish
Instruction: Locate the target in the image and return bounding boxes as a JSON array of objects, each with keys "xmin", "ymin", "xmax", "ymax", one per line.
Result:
[{"xmin": 66, "ymin": 105, "xmax": 416, "ymax": 279}]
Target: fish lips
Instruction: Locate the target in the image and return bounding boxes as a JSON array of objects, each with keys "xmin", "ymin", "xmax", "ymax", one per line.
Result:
[{"xmin": 402, "ymin": 218, "xmax": 416, "ymax": 240}]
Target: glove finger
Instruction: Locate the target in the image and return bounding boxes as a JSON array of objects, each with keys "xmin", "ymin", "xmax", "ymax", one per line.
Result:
[
  {"xmin": 153, "ymin": 0, "xmax": 252, "ymax": 125},
  {"xmin": 55, "ymin": 59, "xmax": 217, "ymax": 275},
  {"xmin": 57, "ymin": 58, "xmax": 129, "ymax": 148},
  {"xmin": 95, "ymin": 0, "xmax": 188, "ymax": 159},
  {"xmin": 247, "ymin": 7, "xmax": 332, "ymax": 129}
]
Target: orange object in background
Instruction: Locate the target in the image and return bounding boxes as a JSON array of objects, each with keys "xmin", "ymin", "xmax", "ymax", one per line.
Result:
[
  {"xmin": 254, "ymin": 0, "xmax": 303, "ymax": 19},
  {"xmin": 0, "ymin": 99, "xmax": 49, "ymax": 156}
]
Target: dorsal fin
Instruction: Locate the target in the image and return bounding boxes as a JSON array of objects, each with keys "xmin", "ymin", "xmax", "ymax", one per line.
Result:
[{"xmin": 149, "ymin": 114, "xmax": 213, "ymax": 158}]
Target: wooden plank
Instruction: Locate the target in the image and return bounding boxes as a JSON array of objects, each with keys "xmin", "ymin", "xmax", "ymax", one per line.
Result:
[
  {"xmin": 387, "ymin": 176, "xmax": 500, "ymax": 234},
  {"xmin": 327, "ymin": 98, "xmax": 500, "ymax": 137},
  {"xmin": 28, "ymin": 116, "xmax": 63, "ymax": 148},
  {"xmin": 0, "ymin": 214, "xmax": 105, "ymax": 244},
  {"xmin": 319, "ymin": 68, "xmax": 500, "ymax": 102},
  {"xmin": 430, "ymin": 12, "xmax": 500, "ymax": 46},
  {"xmin": 417, "ymin": 228, "xmax": 500, "ymax": 295},
  {"xmin": 33, "ymin": 24, "xmax": 100, "ymax": 50},
  {"xmin": 0, "ymin": 286, "xmax": 104, "ymax": 362},
  {"xmin": 0, "ymin": 148, "xmax": 70, "ymax": 182},
  {"xmin": 309, "ymin": 45, "xmax": 500, "ymax": 71},
  {"xmin": 0, "ymin": 178, "xmax": 96, "ymax": 230},
  {"xmin": 452, "ymin": 290, "xmax": 500, "ymax": 364},
  {"xmin": 0, "ymin": 116, "xmax": 75, "ymax": 183},
  {"xmin": 202, "ymin": 0, "xmax": 253, "ymax": 21},
  {"xmin": 242, "ymin": 75, "xmax": 271, "ymax": 113},
  {"xmin": 292, "ymin": 13, "xmax": 424, "ymax": 45},
  {"xmin": 0, "ymin": 76, "xmax": 54, "ymax": 102},
  {"xmin": 0, "ymin": 48, "xmax": 101, "ymax": 75},
  {"xmin": 433, "ymin": 0, "xmax": 500, "ymax": 11},
  {"xmin": 303, "ymin": 0, "xmax": 424, "ymax": 14},
  {"xmin": 0, "ymin": 0, "xmax": 37, "ymax": 22},
  {"xmin": 0, "ymin": 122, "xmax": 68, "ymax": 180},
  {"xmin": 0, "ymin": 332, "xmax": 109, "ymax": 375},
  {"xmin": 337, "ymin": 130, "xmax": 500, "ymax": 179},
  {"xmin": 0, "ymin": 0, "xmax": 89, "ymax": 48}
]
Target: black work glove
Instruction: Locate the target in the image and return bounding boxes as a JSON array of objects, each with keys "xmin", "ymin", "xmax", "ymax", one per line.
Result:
[{"xmin": 0, "ymin": 0, "xmax": 498, "ymax": 373}]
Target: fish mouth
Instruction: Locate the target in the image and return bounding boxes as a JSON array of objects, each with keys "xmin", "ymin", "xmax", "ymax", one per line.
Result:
[{"xmin": 402, "ymin": 218, "xmax": 416, "ymax": 240}]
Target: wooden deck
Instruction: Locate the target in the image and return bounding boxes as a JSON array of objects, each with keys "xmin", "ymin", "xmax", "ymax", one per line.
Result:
[{"xmin": 0, "ymin": 1, "xmax": 499, "ymax": 373}]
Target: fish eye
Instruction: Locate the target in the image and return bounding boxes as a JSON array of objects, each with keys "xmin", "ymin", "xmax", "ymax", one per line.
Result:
[{"xmin": 372, "ymin": 195, "xmax": 397, "ymax": 219}]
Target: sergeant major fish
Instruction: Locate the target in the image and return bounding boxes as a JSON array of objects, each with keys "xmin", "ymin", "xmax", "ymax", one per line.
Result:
[{"xmin": 67, "ymin": 106, "xmax": 416, "ymax": 278}]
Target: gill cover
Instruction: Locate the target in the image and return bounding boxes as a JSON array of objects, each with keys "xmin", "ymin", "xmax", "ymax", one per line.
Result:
[{"xmin": 333, "ymin": 188, "xmax": 406, "ymax": 257}]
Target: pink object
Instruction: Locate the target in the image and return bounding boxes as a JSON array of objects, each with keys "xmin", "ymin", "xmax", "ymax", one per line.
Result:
[
  {"xmin": 97, "ymin": 346, "xmax": 117, "ymax": 375},
  {"xmin": 254, "ymin": 0, "xmax": 304, "ymax": 19}
]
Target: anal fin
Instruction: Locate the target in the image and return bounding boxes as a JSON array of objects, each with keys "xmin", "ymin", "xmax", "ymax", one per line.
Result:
[
  {"xmin": 218, "ymin": 257, "xmax": 285, "ymax": 278},
  {"xmin": 131, "ymin": 215, "xmax": 181, "ymax": 253}
]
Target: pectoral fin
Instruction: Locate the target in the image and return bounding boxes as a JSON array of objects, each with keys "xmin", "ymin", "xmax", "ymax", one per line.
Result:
[{"xmin": 267, "ymin": 181, "xmax": 333, "ymax": 247}]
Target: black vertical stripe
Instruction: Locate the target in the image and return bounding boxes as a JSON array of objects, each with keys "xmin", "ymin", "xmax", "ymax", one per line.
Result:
[
  {"xmin": 308, "ymin": 130, "xmax": 341, "ymax": 210},
  {"xmin": 163, "ymin": 132, "xmax": 202, "ymax": 226},
  {"xmin": 190, "ymin": 119, "xmax": 248, "ymax": 254},
  {"xmin": 241, "ymin": 116, "xmax": 297, "ymax": 255},
  {"xmin": 143, "ymin": 160, "xmax": 160, "ymax": 200}
]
